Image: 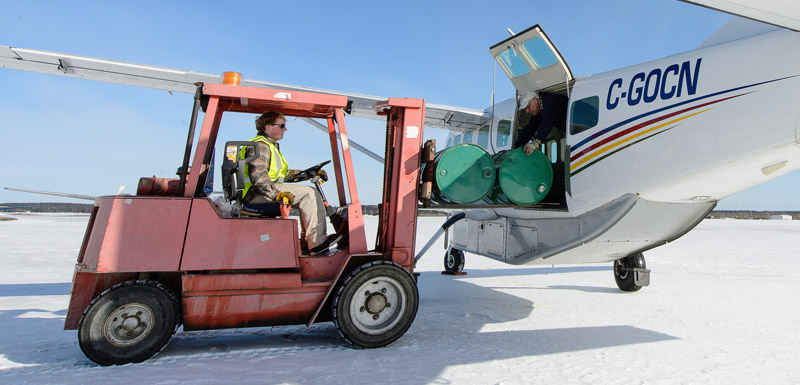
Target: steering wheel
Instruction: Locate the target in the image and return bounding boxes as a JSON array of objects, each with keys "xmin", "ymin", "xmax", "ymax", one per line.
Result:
[{"xmin": 285, "ymin": 160, "xmax": 331, "ymax": 183}]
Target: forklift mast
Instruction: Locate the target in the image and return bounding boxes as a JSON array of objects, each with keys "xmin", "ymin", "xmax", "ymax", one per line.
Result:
[{"xmin": 375, "ymin": 98, "xmax": 427, "ymax": 272}]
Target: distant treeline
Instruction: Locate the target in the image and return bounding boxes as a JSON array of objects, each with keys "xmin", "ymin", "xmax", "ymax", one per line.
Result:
[
  {"xmin": 2, "ymin": 203, "xmax": 797, "ymax": 220},
  {"xmin": 1, "ymin": 202, "xmax": 93, "ymax": 213},
  {"xmin": 707, "ymin": 211, "xmax": 799, "ymax": 220}
]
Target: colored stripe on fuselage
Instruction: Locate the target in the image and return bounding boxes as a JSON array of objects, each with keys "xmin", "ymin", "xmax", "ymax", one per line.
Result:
[
  {"xmin": 570, "ymin": 107, "xmax": 714, "ymax": 172},
  {"xmin": 571, "ymin": 76, "xmax": 797, "ymax": 154},
  {"xmin": 568, "ymin": 75, "xmax": 797, "ymax": 176}
]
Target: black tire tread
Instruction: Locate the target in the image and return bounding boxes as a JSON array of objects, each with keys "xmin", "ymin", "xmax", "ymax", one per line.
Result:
[
  {"xmin": 614, "ymin": 253, "xmax": 646, "ymax": 292},
  {"xmin": 77, "ymin": 279, "xmax": 181, "ymax": 366}
]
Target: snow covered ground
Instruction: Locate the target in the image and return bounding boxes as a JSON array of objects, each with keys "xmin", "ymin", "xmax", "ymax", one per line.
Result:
[{"xmin": 1, "ymin": 213, "xmax": 799, "ymax": 384}]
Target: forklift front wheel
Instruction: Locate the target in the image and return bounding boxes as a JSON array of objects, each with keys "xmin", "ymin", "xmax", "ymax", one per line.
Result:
[
  {"xmin": 78, "ymin": 280, "xmax": 181, "ymax": 366},
  {"xmin": 332, "ymin": 261, "xmax": 419, "ymax": 348}
]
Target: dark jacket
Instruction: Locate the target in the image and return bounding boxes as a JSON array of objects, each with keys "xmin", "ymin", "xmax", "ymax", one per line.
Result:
[{"xmin": 513, "ymin": 92, "xmax": 568, "ymax": 148}]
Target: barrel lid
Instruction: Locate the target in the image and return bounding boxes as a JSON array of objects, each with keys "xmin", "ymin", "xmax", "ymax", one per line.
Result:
[{"xmin": 435, "ymin": 144, "xmax": 495, "ymax": 204}]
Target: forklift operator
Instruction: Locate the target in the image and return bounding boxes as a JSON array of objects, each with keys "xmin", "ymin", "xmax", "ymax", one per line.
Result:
[{"xmin": 242, "ymin": 112, "xmax": 342, "ymax": 255}]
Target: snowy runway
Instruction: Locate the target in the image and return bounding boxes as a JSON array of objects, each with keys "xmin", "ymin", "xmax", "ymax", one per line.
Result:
[{"xmin": 1, "ymin": 214, "xmax": 798, "ymax": 384}]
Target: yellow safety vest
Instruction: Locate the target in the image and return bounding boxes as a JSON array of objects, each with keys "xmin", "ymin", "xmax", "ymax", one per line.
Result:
[{"xmin": 241, "ymin": 135, "xmax": 289, "ymax": 198}]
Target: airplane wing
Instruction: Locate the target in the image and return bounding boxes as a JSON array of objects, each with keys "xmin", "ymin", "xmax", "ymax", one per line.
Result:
[
  {"xmin": 0, "ymin": 45, "xmax": 488, "ymax": 131},
  {"xmin": 681, "ymin": 0, "xmax": 800, "ymax": 31}
]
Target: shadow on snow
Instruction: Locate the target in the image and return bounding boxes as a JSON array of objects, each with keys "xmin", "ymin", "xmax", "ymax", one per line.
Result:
[{"xmin": 0, "ymin": 271, "xmax": 672, "ymax": 384}]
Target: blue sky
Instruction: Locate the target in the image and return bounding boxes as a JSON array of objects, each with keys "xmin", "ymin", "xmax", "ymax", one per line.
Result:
[{"xmin": 1, "ymin": 0, "xmax": 794, "ymax": 209}]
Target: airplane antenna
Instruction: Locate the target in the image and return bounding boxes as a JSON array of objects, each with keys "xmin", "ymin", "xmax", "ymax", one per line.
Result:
[{"xmin": 506, "ymin": 28, "xmax": 515, "ymax": 36}]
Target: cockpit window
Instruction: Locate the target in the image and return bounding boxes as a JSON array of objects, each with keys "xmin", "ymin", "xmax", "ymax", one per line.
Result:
[
  {"xmin": 496, "ymin": 48, "xmax": 531, "ymax": 78},
  {"xmin": 569, "ymin": 96, "xmax": 600, "ymax": 135},
  {"xmin": 521, "ymin": 37, "xmax": 558, "ymax": 68}
]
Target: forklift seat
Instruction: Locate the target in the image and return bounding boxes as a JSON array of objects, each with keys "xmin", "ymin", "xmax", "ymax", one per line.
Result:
[{"xmin": 222, "ymin": 141, "xmax": 286, "ymax": 218}]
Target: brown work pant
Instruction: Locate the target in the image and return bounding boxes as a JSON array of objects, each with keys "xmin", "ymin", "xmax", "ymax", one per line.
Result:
[{"xmin": 247, "ymin": 184, "xmax": 327, "ymax": 248}]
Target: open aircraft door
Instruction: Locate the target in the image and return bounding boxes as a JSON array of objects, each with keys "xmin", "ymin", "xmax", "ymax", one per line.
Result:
[
  {"xmin": 489, "ymin": 25, "xmax": 573, "ymax": 93},
  {"xmin": 490, "ymin": 24, "xmax": 572, "ymax": 207}
]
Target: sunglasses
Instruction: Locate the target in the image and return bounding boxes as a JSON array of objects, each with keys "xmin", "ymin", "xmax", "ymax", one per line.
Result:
[{"xmin": 272, "ymin": 123, "xmax": 286, "ymax": 128}]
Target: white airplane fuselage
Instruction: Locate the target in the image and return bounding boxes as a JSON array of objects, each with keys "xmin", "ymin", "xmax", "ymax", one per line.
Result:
[
  {"xmin": 447, "ymin": 25, "xmax": 800, "ymax": 266},
  {"xmin": 569, "ymin": 27, "xmax": 800, "ymax": 213}
]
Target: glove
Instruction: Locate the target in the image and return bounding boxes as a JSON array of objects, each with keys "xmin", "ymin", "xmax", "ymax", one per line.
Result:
[
  {"xmin": 523, "ymin": 139, "xmax": 542, "ymax": 156},
  {"xmin": 276, "ymin": 191, "xmax": 295, "ymax": 206},
  {"xmin": 317, "ymin": 169, "xmax": 328, "ymax": 182},
  {"xmin": 286, "ymin": 170, "xmax": 298, "ymax": 179}
]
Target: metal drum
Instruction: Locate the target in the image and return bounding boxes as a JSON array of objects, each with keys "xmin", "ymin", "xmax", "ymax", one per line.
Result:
[
  {"xmin": 429, "ymin": 144, "xmax": 495, "ymax": 204},
  {"xmin": 485, "ymin": 148, "xmax": 553, "ymax": 205}
]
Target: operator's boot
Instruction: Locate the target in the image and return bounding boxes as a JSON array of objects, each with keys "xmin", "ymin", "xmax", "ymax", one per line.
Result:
[
  {"xmin": 309, "ymin": 234, "xmax": 343, "ymax": 256},
  {"xmin": 300, "ymin": 239, "xmax": 309, "ymax": 255}
]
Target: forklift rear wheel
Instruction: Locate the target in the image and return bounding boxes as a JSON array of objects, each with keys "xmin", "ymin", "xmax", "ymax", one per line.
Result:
[
  {"xmin": 444, "ymin": 248, "xmax": 465, "ymax": 273},
  {"xmin": 614, "ymin": 253, "xmax": 646, "ymax": 292},
  {"xmin": 78, "ymin": 280, "xmax": 181, "ymax": 366},
  {"xmin": 332, "ymin": 261, "xmax": 419, "ymax": 348}
]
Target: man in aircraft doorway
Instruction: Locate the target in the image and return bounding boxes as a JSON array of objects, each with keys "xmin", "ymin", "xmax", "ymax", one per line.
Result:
[
  {"xmin": 242, "ymin": 112, "xmax": 342, "ymax": 255},
  {"xmin": 513, "ymin": 91, "xmax": 568, "ymax": 155}
]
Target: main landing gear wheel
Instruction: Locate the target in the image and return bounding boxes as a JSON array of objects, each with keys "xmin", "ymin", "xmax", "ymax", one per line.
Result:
[
  {"xmin": 444, "ymin": 248, "xmax": 465, "ymax": 274},
  {"xmin": 332, "ymin": 261, "xmax": 419, "ymax": 348},
  {"xmin": 78, "ymin": 280, "xmax": 181, "ymax": 366},
  {"xmin": 614, "ymin": 253, "xmax": 647, "ymax": 292}
]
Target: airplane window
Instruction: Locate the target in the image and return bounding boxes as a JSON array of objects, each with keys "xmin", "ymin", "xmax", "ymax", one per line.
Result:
[
  {"xmin": 521, "ymin": 37, "xmax": 558, "ymax": 68},
  {"xmin": 496, "ymin": 48, "xmax": 531, "ymax": 78},
  {"xmin": 463, "ymin": 130, "xmax": 474, "ymax": 144},
  {"xmin": 446, "ymin": 135, "xmax": 453, "ymax": 148},
  {"xmin": 478, "ymin": 124, "xmax": 490, "ymax": 148},
  {"xmin": 454, "ymin": 134, "xmax": 463, "ymax": 145},
  {"xmin": 550, "ymin": 141, "xmax": 558, "ymax": 163},
  {"xmin": 569, "ymin": 96, "xmax": 600, "ymax": 135},
  {"xmin": 496, "ymin": 120, "xmax": 511, "ymax": 147}
]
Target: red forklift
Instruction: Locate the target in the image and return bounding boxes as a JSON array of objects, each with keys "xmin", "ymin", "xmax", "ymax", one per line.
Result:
[{"xmin": 65, "ymin": 77, "xmax": 427, "ymax": 366}]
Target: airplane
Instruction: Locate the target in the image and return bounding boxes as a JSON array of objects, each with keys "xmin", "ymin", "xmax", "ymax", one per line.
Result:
[
  {"xmin": 0, "ymin": 204, "xmax": 39, "ymax": 220},
  {"xmin": 2, "ymin": 1, "xmax": 799, "ymax": 292},
  {"xmin": 0, "ymin": 205, "xmax": 37, "ymax": 211}
]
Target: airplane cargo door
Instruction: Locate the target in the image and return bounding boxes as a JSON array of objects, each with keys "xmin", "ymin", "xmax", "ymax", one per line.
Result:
[
  {"xmin": 490, "ymin": 24, "xmax": 572, "ymax": 208},
  {"xmin": 489, "ymin": 25, "xmax": 573, "ymax": 93}
]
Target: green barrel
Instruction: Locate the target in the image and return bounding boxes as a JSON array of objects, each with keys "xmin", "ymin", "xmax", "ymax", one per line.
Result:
[
  {"xmin": 429, "ymin": 144, "xmax": 495, "ymax": 204},
  {"xmin": 485, "ymin": 147, "xmax": 553, "ymax": 205}
]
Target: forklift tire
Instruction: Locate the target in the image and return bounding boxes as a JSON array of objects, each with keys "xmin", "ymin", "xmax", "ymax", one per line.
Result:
[
  {"xmin": 444, "ymin": 248, "xmax": 465, "ymax": 274},
  {"xmin": 614, "ymin": 253, "xmax": 646, "ymax": 292},
  {"xmin": 78, "ymin": 280, "xmax": 181, "ymax": 366},
  {"xmin": 332, "ymin": 261, "xmax": 419, "ymax": 348}
]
